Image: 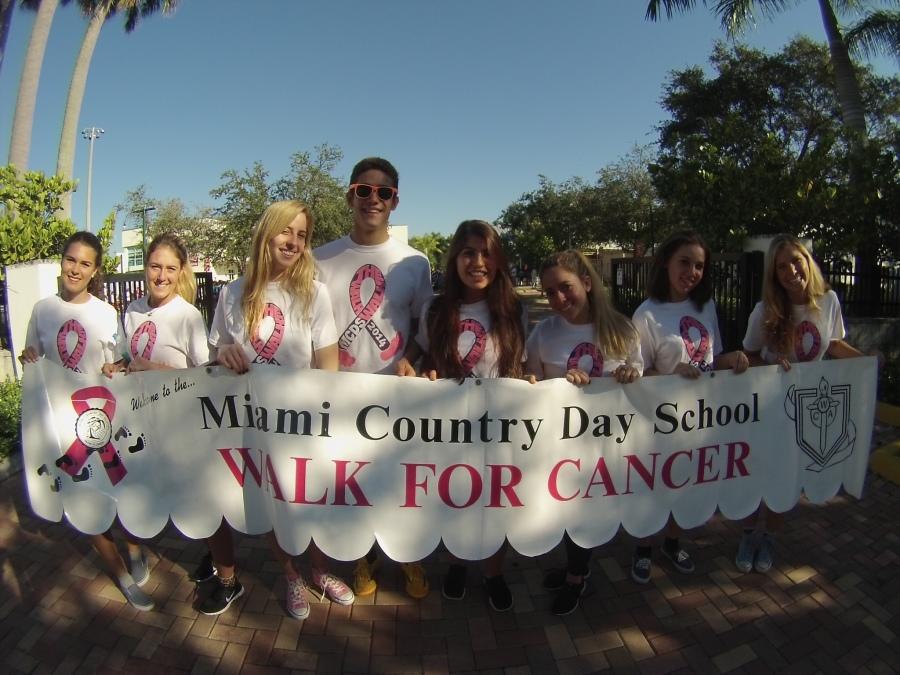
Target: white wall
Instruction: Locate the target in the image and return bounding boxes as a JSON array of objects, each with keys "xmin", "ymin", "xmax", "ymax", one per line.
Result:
[{"xmin": 4, "ymin": 261, "xmax": 61, "ymax": 380}]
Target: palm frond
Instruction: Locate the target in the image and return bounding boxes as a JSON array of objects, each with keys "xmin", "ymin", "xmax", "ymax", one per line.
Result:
[
  {"xmin": 714, "ymin": 0, "xmax": 795, "ymax": 36},
  {"xmin": 645, "ymin": 0, "xmax": 704, "ymax": 22},
  {"xmin": 844, "ymin": 10, "xmax": 900, "ymax": 61}
]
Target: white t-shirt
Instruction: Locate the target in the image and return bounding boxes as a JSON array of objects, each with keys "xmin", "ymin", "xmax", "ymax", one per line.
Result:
[
  {"xmin": 526, "ymin": 314, "xmax": 644, "ymax": 380},
  {"xmin": 209, "ymin": 278, "xmax": 337, "ymax": 370},
  {"xmin": 25, "ymin": 294, "xmax": 125, "ymax": 374},
  {"xmin": 315, "ymin": 236, "xmax": 432, "ymax": 374},
  {"xmin": 124, "ymin": 295, "xmax": 210, "ymax": 369},
  {"xmin": 416, "ymin": 298, "xmax": 528, "ymax": 378},
  {"xmin": 743, "ymin": 290, "xmax": 845, "ymax": 363},
  {"xmin": 632, "ymin": 298, "xmax": 723, "ymax": 375}
]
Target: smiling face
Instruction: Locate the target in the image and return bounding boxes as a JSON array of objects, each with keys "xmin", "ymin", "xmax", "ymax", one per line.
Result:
[
  {"xmin": 145, "ymin": 245, "xmax": 184, "ymax": 307},
  {"xmin": 666, "ymin": 243, "xmax": 706, "ymax": 302},
  {"xmin": 60, "ymin": 242, "xmax": 99, "ymax": 302},
  {"xmin": 267, "ymin": 212, "xmax": 308, "ymax": 279},
  {"xmin": 346, "ymin": 168, "xmax": 398, "ymax": 244},
  {"xmin": 541, "ymin": 265, "xmax": 592, "ymax": 324},
  {"xmin": 455, "ymin": 235, "xmax": 497, "ymax": 302},
  {"xmin": 774, "ymin": 244, "xmax": 810, "ymax": 303}
]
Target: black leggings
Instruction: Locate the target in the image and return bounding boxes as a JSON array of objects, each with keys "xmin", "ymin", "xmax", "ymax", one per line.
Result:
[{"xmin": 564, "ymin": 533, "xmax": 592, "ymax": 577}]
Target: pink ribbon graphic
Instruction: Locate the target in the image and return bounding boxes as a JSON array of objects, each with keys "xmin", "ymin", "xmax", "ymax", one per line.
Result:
[
  {"xmin": 680, "ymin": 316, "xmax": 712, "ymax": 371},
  {"xmin": 459, "ymin": 318, "xmax": 487, "ymax": 375},
  {"xmin": 251, "ymin": 303, "xmax": 285, "ymax": 365},
  {"xmin": 794, "ymin": 321, "xmax": 822, "ymax": 362},
  {"xmin": 338, "ymin": 264, "xmax": 403, "ymax": 367},
  {"xmin": 567, "ymin": 342, "xmax": 603, "ymax": 376},
  {"xmin": 55, "ymin": 386, "xmax": 126, "ymax": 486},
  {"xmin": 130, "ymin": 320, "xmax": 157, "ymax": 360},
  {"xmin": 56, "ymin": 319, "xmax": 87, "ymax": 372}
]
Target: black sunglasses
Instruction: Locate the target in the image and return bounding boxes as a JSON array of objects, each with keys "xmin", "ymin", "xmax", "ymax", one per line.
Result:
[{"xmin": 349, "ymin": 183, "xmax": 398, "ymax": 201}]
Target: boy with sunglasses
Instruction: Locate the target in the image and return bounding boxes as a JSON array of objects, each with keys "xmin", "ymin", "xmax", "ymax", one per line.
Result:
[{"xmin": 314, "ymin": 157, "xmax": 433, "ymax": 598}]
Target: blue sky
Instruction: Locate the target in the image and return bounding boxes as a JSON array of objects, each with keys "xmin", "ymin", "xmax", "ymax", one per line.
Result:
[{"xmin": 1, "ymin": 0, "xmax": 893, "ymax": 247}]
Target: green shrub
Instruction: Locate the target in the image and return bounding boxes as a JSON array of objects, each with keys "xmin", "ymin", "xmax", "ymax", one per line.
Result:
[
  {"xmin": 878, "ymin": 358, "xmax": 900, "ymax": 407},
  {"xmin": 0, "ymin": 378, "xmax": 22, "ymax": 461}
]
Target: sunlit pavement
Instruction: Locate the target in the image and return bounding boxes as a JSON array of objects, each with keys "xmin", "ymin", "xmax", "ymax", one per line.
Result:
[{"xmin": 2, "ymin": 292, "xmax": 897, "ymax": 674}]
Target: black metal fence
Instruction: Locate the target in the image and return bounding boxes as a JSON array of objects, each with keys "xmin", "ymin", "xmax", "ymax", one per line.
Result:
[
  {"xmin": 817, "ymin": 258, "xmax": 900, "ymax": 318},
  {"xmin": 103, "ymin": 272, "xmax": 216, "ymax": 329}
]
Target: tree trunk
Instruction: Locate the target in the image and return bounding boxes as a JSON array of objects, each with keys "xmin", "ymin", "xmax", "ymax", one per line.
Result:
[
  {"xmin": 816, "ymin": 0, "xmax": 879, "ymax": 316},
  {"xmin": 0, "ymin": 0, "xmax": 14, "ymax": 79},
  {"xmin": 57, "ymin": 3, "xmax": 109, "ymax": 220},
  {"xmin": 7, "ymin": 0, "xmax": 60, "ymax": 171}
]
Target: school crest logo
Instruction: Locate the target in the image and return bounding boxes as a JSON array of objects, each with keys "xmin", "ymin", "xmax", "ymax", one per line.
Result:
[{"xmin": 784, "ymin": 377, "xmax": 856, "ymax": 472}]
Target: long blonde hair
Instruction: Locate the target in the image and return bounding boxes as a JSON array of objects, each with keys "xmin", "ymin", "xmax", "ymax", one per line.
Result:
[
  {"xmin": 241, "ymin": 200, "xmax": 315, "ymax": 342},
  {"xmin": 540, "ymin": 250, "xmax": 638, "ymax": 359},
  {"xmin": 146, "ymin": 233, "xmax": 196, "ymax": 304},
  {"xmin": 761, "ymin": 234, "xmax": 829, "ymax": 355}
]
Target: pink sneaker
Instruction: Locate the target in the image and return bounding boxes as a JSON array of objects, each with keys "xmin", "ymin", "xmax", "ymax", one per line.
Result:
[
  {"xmin": 311, "ymin": 568, "xmax": 355, "ymax": 605},
  {"xmin": 285, "ymin": 575, "xmax": 310, "ymax": 619}
]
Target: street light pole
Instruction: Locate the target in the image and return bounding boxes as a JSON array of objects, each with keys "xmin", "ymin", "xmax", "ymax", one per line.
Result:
[
  {"xmin": 81, "ymin": 127, "xmax": 104, "ymax": 232},
  {"xmin": 133, "ymin": 206, "xmax": 156, "ymax": 269}
]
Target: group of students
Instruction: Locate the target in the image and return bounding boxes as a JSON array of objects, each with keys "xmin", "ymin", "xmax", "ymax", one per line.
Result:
[{"xmin": 21, "ymin": 156, "xmax": 873, "ymax": 620}]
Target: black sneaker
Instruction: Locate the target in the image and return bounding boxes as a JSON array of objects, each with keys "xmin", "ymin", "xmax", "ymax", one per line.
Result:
[
  {"xmin": 542, "ymin": 567, "xmax": 591, "ymax": 591},
  {"xmin": 442, "ymin": 564, "xmax": 467, "ymax": 600},
  {"xmin": 662, "ymin": 546, "xmax": 695, "ymax": 574},
  {"xmin": 631, "ymin": 553, "xmax": 652, "ymax": 584},
  {"xmin": 189, "ymin": 553, "xmax": 216, "ymax": 583},
  {"xmin": 551, "ymin": 580, "xmax": 586, "ymax": 616},
  {"xmin": 197, "ymin": 577, "xmax": 244, "ymax": 616},
  {"xmin": 485, "ymin": 574, "xmax": 513, "ymax": 612}
]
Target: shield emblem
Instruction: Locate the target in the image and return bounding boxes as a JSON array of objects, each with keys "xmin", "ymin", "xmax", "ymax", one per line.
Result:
[{"xmin": 786, "ymin": 378, "xmax": 852, "ymax": 470}]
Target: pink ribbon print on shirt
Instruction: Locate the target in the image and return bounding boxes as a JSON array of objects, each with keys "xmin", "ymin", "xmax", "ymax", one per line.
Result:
[
  {"xmin": 251, "ymin": 303, "xmax": 285, "ymax": 365},
  {"xmin": 679, "ymin": 315, "xmax": 712, "ymax": 371},
  {"xmin": 130, "ymin": 320, "xmax": 157, "ymax": 360},
  {"xmin": 567, "ymin": 342, "xmax": 603, "ymax": 376},
  {"xmin": 56, "ymin": 319, "xmax": 87, "ymax": 372},
  {"xmin": 53, "ymin": 386, "xmax": 127, "ymax": 485},
  {"xmin": 459, "ymin": 318, "xmax": 487, "ymax": 375},
  {"xmin": 794, "ymin": 320, "xmax": 822, "ymax": 362},
  {"xmin": 338, "ymin": 264, "xmax": 403, "ymax": 367}
]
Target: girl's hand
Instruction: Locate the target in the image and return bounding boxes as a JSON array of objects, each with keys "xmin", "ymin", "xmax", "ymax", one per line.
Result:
[
  {"xmin": 217, "ymin": 344, "xmax": 250, "ymax": 374},
  {"xmin": 565, "ymin": 368, "xmax": 591, "ymax": 386},
  {"xmin": 523, "ymin": 374, "xmax": 537, "ymax": 385},
  {"xmin": 420, "ymin": 369, "xmax": 438, "ymax": 381},
  {"xmin": 101, "ymin": 361, "xmax": 125, "ymax": 378},
  {"xmin": 395, "ymin": 357, "xmax": 416, "ymax": 377},
  {"xmin": 774, "ymin": 354, "xmax": 792, "ymax": 372},
  {"xmin": 19, "ymin": 346, "xmax": 39, "ymax": 364},
  {"xmin": 674, "ymin": 363, "xmax": 702, "ymax": 379},
  {"xmin": 126, "ymin": 356, "xmax": 155, "ymax": 373},
  {"xmin": 731, "ymin": 351, "xmax": 750, "ymax": 374},
  {"xmin": 613, "ymin": 365, "xmax": 640, "ymax": 384}
]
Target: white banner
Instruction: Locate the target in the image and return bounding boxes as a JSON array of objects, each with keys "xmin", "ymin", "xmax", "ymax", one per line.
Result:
[{"xmin": 23, "ymin": 358, "xmax": 877, "ymax": 562}]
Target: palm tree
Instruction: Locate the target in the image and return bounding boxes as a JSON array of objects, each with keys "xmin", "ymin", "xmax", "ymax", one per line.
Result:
[
  {"xmin": 645, "ymin": 0, "xmax": 899, "ymax": 312},
  {"xmin": 7, "ymin": 0, "xmax": 62, "ymax": 171},
  {"xmin": 56, "ymin": 0, "xmax": 177, "ymax": 218}
]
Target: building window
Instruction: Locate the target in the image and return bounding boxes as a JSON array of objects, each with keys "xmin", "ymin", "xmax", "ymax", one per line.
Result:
[{"xmin": 128, "ymin": 248, "xmax": 143, "ymax": 268}]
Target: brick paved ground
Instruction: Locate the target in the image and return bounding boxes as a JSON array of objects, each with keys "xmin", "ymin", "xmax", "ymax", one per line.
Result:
[
  {"xmin": 2, "ymin": 290, "xmax": 897, "ymax": 674},
  {"xmin": 2, "ymin": 441, "xmax": 898, "ymax": 674}
]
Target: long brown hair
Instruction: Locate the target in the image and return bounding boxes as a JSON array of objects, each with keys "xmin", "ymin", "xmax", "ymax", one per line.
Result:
[
  {"xmin": 646, "ymin": 230, "xmax": 712, "ymax": 310},
  {"xmin": 540, "ymin": 250, "xmax": 638, "ymax": 360},
  {"xmin": 761, "ymin": 234, "xmax": 830, "ymax": 355},
  {"xmin": 425, "ymin": 220, "xmax": 524, "ymax": 379}
]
